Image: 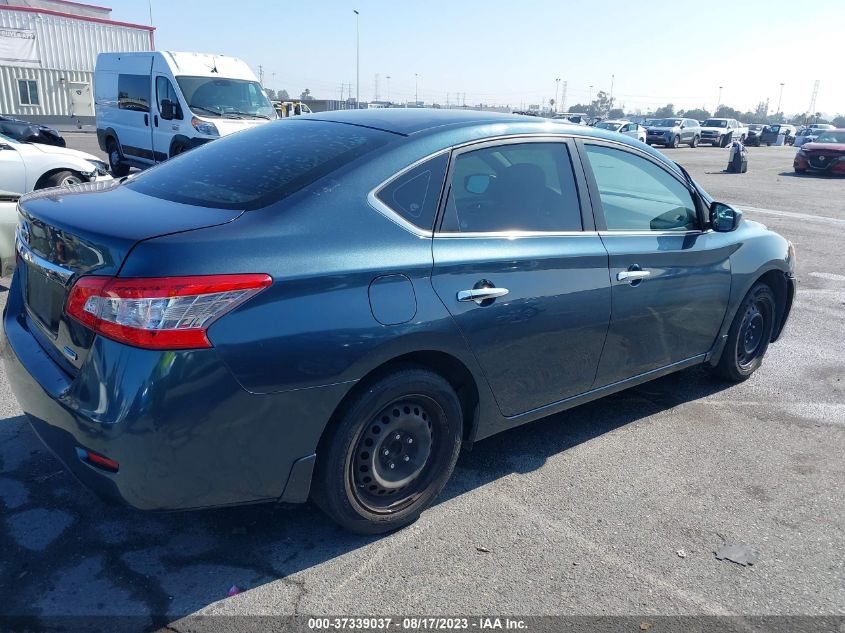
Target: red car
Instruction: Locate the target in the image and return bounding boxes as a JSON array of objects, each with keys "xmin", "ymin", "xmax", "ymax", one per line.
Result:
[{"xmin": 794, "ymin": 129, "xmax": 845, "ymax": 175}]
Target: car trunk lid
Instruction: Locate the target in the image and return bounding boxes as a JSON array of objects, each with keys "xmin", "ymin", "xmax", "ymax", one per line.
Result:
[{"xmin": 16, "ymin": 181, "xmax": 243, "ymax": 372}]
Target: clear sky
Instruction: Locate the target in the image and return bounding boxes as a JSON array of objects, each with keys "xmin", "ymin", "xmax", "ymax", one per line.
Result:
[{"xmin": 111, "ymin": 0, "xmax": 844, "ymax": 117}]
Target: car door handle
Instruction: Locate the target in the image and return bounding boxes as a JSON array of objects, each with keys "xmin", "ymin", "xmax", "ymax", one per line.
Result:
[
  {"xmin": 457, "ymin": 287, "xmax": 509, "ymax": 304},
  {"xmin": 144, "ymin": 114, "xmax": 149, "ymax": 126},
  {"xmin": 617, "ymin": 270, "xmax": 651, "ymax": 282}
]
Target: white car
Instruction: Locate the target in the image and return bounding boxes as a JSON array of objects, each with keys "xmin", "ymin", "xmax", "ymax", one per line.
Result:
[
  {"xmin": 593, "ymin": 120, "xmax": 647, "ymax": 143},
  {"xmin": 794, "ymin": 124, "xmax": 834, "ymax": 147},
  {"xmin": 0, "ymin": 133, "xmax": 112, "ymax": 196},
  {"xmin": 0, "ymin": 194, "xmax": 17, "ymax": 277}
]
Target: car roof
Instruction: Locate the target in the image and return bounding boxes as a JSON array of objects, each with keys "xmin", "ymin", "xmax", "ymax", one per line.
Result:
[
  {"xmin": 295, "ymin": 108, "xmax": 682, "ymax": 175},
  {"xmin": 305, "ymin": 108, "xmax": 532, "ymax": 136}
]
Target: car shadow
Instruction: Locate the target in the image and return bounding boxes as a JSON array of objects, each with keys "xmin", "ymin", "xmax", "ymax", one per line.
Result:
[{"xmin": 0, "ymin": 365, "xmax": 733, "ymax": 626}]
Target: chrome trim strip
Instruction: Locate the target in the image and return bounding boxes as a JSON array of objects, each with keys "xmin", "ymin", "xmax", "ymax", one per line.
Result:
[
  {"xmin": 16, "ymin": 228, "xmax": 74, "ymax": 286},
  {"xmin": 435, "ymin": 230, "xmax": 598, "ymax": 239}
]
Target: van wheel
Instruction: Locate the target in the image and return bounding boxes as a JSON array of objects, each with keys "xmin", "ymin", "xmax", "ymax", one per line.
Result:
[
  {"xmin": 170, "ymin": 142, "xmax": 187, "ymax": 158},
  {"xmin": 42, "ymin": 171, "xmax": 83, "ymax": 188},
  {"xmin": 107, "ymin": 140, "xmax": 130, "ymax": 177},
  {"xmin": 311, "ymin": 368, "xmax": 463, "ymax": 534},
  {"xmin": 713, "ymin": 282, "xmax": 776, "ymax": 382}
]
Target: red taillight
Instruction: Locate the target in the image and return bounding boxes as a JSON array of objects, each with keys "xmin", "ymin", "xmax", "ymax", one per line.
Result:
[
  {"xmin": 65, "ymin": 274, "xmax": 272, "ymax": 350},
  {"xmin": 76, "ymin": 447, "xmax": 119, "ymax": 472}
]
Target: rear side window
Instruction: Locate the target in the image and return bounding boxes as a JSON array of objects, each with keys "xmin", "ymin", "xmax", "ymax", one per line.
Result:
[
  {"xmin": 126, "ymin": 120, "xmax": 393, "ymax": 210},
  {"xmin": 376, "ymin": 153, "xmax": 448, "ymax": 231},
  {"xmin": 440, "ymin": 142, "xmax": 582, "ymax": 233},
  {"xmin": 118, "ymin": 74, "xmax": 150, "ymax": 112}
]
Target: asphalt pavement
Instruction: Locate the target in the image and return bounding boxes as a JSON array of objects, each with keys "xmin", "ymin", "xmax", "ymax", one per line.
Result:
[{"xmin": 0, "ymin": 138, "xmax": 842, "ymax": 629}]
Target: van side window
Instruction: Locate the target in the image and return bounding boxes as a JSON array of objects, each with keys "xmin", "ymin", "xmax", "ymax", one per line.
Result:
[
  {"xmin": 156, "ymin": 76, "xmax": 181, "ymax": 119},
  {"xmin": 118, "ymin": 74, "xmax": 150, "ymax": 112}
]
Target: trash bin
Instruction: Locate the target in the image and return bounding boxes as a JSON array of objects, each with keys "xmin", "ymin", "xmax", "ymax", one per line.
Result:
[{"xmin": 727, "ymin": 141, "xmax": 748, "ymax": 173}]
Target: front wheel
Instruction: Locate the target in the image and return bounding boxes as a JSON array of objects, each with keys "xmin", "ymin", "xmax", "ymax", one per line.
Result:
[
  {"xmin": 670, "ymin": 135, "xmax": 680, "ymax": 148},
  {"xmin": 714, "ymin": 283, "xmax": 777, "ymax": 382},
  {"xmin": 311, "ymin": 368, "xmax": 463, "ymax": 534},
  {"xmin": 690, "ymin": 135, "xmax": 699, "ymax": 148},
  {"xmin": 41, "ymin": 170, "xmax": 83, "ymax": 188}
]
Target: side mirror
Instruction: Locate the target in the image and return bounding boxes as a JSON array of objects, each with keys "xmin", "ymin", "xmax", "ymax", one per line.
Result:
[
  {"xmin": 465, "ymin": 174, "xmax": 492, "ymax": 195},
  {"xmin": 160, "ymin": 99, "xmax": 181, "ymax": 121},
  {"xmin": 710, "ymin": 202, "xmax": 742, "ymax": 232}
]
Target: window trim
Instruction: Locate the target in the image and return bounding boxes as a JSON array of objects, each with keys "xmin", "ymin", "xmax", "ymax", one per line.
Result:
[
  {"xmin": 574, "ymin": 138, "xmax": 707, "ymax": 233},
  {"xmin": 434, "ymin": 136, "xmax": 593, "ymax": 236},
  {"xmin": 367, "ymin": 149, "xmax": 451, "ymax": 238},
  {"xmin": 17, "ymin": 79, "xmax": 39, "ymax": 106}
]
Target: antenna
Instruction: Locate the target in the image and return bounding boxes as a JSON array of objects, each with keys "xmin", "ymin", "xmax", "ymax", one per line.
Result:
[{"xmin": 808, "ymin": 79, "xmax": 820, "ymax": 114}]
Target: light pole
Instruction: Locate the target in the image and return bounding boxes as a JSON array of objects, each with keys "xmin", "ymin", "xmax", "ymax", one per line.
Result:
[
  {"xmin": 353, "ymin": 10, "xmax": 359, "ymax": 109},
  {"xmin": 776, "ymin": 82, "xmax": 785, "ymax": 115},
  {"xmin": 716, "ymin": 86, "xmax": 723, "ymax": 113},
  {"xmin": 588, "ymin": 84, "xmax": 593, "ymax": 104},
  {"xmin": 415, "ymin": 73, "xmax": 419, "ymax": 106},
  {"xmin": 555, "ymin": 78, "xmax": 560, "ymax": 113},
  {"xmin": 386, "ymin": 75, "xmax": 391, "ymax": 103},
  {"xmin": 609, "ymin": 74, "xmax": 615, "ymax": 114}
]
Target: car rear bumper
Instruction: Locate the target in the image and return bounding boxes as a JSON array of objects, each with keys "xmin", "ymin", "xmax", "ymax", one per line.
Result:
[{"xmin": 1, "ymin": 271, "xmax": 350, "ymax": 510}]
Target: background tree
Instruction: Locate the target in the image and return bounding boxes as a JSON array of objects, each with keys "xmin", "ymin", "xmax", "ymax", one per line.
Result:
[
  {"xmin": 608, "ymin": 108, "xmax": 625, "ymax": 119},
  {"xmin": 264, "ymin": 88, "xmax": 277, "ymax": 100},
  {"xmin": 588, "ymin": 91, "xmax": 614, "ymax": 118},
  {"xmin": 568, "ymin": 103, "xmax": 589, "ymax": 114},
  {"xmin": 653, "ymin": 103, "xmax": 675, "ymax": 118},
  {"xmin": 680, "ymin": 107, "xmax": 710, "ymax": 121},
  {"xmin": 832, "ymin": 115, "xmax": 845, "ymax": 128},
  {"xmin": 277, "ymin": 89, "xmax": 290, "ymax": 101},
  {"xmin": 714, "ymin": 104, "xmax": 743, "ymax": 119},
  {"xmin": 300, "ymin": 88, "xmax": 313, "ymax": 101}
]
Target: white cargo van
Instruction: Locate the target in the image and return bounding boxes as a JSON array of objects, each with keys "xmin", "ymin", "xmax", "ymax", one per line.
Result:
[{"xmin": 95, "ymin": 51, "xmax": 277, "ymax": 175}]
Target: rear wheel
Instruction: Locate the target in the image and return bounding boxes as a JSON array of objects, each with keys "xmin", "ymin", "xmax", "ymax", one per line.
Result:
[
  {"xmin": 106, "ymin": 139, "xmax": 130, "ymax": 177},
  {"xmin": 714, "ymin": 282, "xmax": 776, "ymax": 382},
  {"xmin": 311, "ymin": 368, "xmax": 463, "ymax": 534},
  {"xmin": 721, "ymin": 133, "xmax": 732, "ymax": 148},
  {"xmin": 170, "ymin": 142, "xmax": 187, "ymax": 158}
]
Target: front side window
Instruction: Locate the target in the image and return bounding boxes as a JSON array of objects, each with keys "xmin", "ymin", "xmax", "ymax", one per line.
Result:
[
  {"xmin": 376, "ymin": 153, "xmax": 448, "ymax": 231},
  {"xmin": 155, "ymin": 76, "xmax": 181, "ymax": 118},
  {"xmin": 584, "ymin": 144, "xmax": 697, "ymax": 232},
  {"xmin": 118, "ymin": 74, "xmax": 150, "ymax": 112},
  {"xmin": 17, "ymin": 79, "xmax": 38, "ymax": 105},
  {"xmin": 440, "ymin": 142, "xmax": 582, "ymax": 233}
]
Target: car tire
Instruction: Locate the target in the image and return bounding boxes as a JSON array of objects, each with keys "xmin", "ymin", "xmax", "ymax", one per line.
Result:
[
  {"xmin": 721, "ymin": 133, "xmax": 732, "ymax": 148},
  {"xmin": 41, "ymin": 170, "xmax": 83, "ymax": 188},
  {"xmin": 311, "ymin": 368, "xmax": 463, "ymax": 534},
  {"xmin": 690, "ymin": 135, "xmax": 699, "ymax": 148},
  {"xmin": 671, "ymin": 135, "xmax": 680, "ymax": 148},
  {"xmin": 170, "ymin": 142, "xmax": 187, "ymax": 158},
  {"xmin": 107, "ymin": 139, "xmax": 130, "ymax": 177},
  {"xmin": 739, "ymin": 134, "xmax": 746, "ymax": 142},
  {"xmin": 794, "ymin": 168, "xmax": 806, "ymax": 174},
  {"xmin": 713, "ymin": 282, "xmax": 777, "ymax": 382}
]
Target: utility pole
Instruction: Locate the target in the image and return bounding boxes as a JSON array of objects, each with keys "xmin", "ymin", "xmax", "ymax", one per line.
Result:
[
  {"xmin": 808, "ymin": 79, "xmax": 820, "ymax": 115},
  {"xmin": 415, "ymin": 73, "xmax": 419, "ymax": 105},
  {"xmin": 588, "ymin": 84, "xmax": 593, "ymax": 107},
  {"xmin": 386, "ymin": 75, "xmax": 391, "ymax": 102},
  {"xmin": 716, "ymin": 86, "xmax": 723, "ymax": 113},
  {"xmin": 374, "ymin": 73, "xmax": 380, "ymax": 102},
  {"xmin": 258, "ymin": 65, "xmax": 264, "ymax": 86},
  {"xmin": 776, "ymin": 82, "xmax": 785, "ymax": 115},
  {"xmin": 353, "ymin": 10, "xmax": 360, "ymax": 109},
  {"xmin": 561, "ymin": 81, "xmax": 567, "ymax": 112}
]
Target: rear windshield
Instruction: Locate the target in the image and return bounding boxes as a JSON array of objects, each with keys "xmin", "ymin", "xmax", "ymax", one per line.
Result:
[
  {"xmin": 703, "ymin": 119, "xmax": 727, "ymax": 127},
  {"xmin": 125, "ymin": 120, "xmax": 393, "ymax": 210}
]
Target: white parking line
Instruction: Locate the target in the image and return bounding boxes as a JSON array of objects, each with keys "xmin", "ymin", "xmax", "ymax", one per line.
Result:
[{"xmin": 739, "ymin": 206, "xmax": 845, "ymax": 226}]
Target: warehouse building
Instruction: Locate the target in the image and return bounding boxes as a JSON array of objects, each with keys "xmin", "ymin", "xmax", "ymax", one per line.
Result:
[{"xmin": 0, "ymin": 0, "xmax": 153, "ymax": 123}]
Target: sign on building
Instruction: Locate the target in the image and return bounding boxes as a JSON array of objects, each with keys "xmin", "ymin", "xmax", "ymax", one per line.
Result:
[{"xmin": 0, "ymin": 27, "xmax": 40, "ymax": 68}]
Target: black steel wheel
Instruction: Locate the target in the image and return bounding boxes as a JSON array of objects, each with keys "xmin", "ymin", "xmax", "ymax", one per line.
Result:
[
  {"xmin": 312, "ymin": 368, "xmax": 463, "ymax": 534},
  {"xmin": 714, "ymin": 282, "xmax": 777, "ymax": 382}
]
